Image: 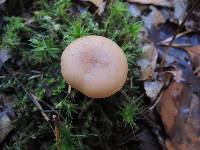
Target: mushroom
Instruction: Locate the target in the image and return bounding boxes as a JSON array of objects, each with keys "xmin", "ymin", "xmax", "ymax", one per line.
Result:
[{"xmin": 61, "ymin": 35, "xmax": 128, "ymax": 98}]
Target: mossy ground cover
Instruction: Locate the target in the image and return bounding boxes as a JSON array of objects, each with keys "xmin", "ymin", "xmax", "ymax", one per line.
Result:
[{"xmin": 0, "ymin": 0, "xmax": 148, "ymax": 149}]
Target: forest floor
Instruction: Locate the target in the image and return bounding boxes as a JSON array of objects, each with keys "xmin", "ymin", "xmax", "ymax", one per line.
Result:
[{"xmin": 0, "ymin": 0, "xmax": 200, "ymax": 150}]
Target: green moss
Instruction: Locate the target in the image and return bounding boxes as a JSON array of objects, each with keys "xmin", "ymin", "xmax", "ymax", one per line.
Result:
[
  {"xmin": 56, "ymin": 98, "xmax": 78, "ymax": 118},
  {"xmin": 52, "ymin": 77, "xmax": 66, "ymax": 96},
  {"xmin": 120, "ymin": 98, "xmax": 142, "ymax": 128},
  {"xmin": 29, "ymin": 36, "xmax": 60, "ymax": 64},
  {"xmin": 57, "ymin": 125, "xmax": 86, "ymax": 150},
  {"xmin": 0, "ymin": 17, "xmax": 24, "ymax": 49},
  {"xmin": 63, "ymin": 20, "xmax": 89, "ymax": 44}
]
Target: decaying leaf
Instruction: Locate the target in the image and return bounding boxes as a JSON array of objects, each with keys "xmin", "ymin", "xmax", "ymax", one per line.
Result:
[
  {"xmin": 143, "ymin": 6, "xmax": 166, "ymax": 29},
  {"xmin": 137, "ymin": 44, "xmax": 158, "ymax": 80},
  {"xmin": 84, "ymin": 0, "xmax": 106, "ymax": 15},
  {"xmin": 167, "ymin": 69, "xmax": 185, "ymax": 83},
  {"xmin": 173, "ymin": 0, "xmax": 188, "ymax": 24},
  {"xmin": 136, "ymin": 131, "xmax": 161, "ymax": 150},
  {"xmin": 127, "ymin": 0, "xmax": 172, "ymax": 7},
  {"xmin": 158, "ymin": 81, "xmax": 200, "ymax": 150},
  {"xmin": 144, "ymin": 81, "xmax": 164, "ymax": 101},
  {"xmin": 0, "ymin": 0, "xmax": 6, "ymax": 5},
  {"xmin": 184, "ymin": 45, "xmax": 200, "ymax": 69},
  {"xmin": 0, "ymin": 112, "xmax": 14, "ymax": 143}
]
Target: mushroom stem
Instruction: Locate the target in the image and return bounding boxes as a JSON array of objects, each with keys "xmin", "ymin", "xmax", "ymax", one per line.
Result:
[{"xmin": 68, "ymin": 85, "xmax": 72, "ymax": 94}]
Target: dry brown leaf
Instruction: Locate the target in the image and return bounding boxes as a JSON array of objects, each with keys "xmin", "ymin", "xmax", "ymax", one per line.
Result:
[
  {"xmin": 85, "ymin": 0, "xmax": 106, "ymax": 15},
  {"xmin": 167, "ymin": 69, "xmax": 185, "ymax": 83},
  {"xmin": 137, "ymin": 44, "xmax": 158, "ymax": 80},
  {"xmin": 184, "ymin": 45, "xmax": 200, "ymax": 69},
  {"xmin": 159, "ymin": 81, "xmax": 200, "ymax": 150},
  {"xmin": 128, "ymin": 0, "xmax": 172, "ymax": 7}
]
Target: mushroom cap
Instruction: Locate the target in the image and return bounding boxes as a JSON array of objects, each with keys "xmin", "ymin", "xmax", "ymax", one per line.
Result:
[{"xmin": 61, "ymin": 35, "xmax": 128, "ymax": 98}]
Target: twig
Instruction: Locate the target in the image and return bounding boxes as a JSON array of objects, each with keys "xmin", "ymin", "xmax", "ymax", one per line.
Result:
[
  {"xmin": 194, "ymin": 66, "xmax": 200, "ymax": 75},
  {"xmin": 149, "ymin": 92, "xmax": 163, "ymax": 110},
  {"xmin": 30, "ymin": 93, "xmax": 50, "ymax": 122},
  {"xmin": 39, "ymin": 100, "xmax": 65, "ymax": 121},
  {"xmin": 159, "ymin": 43, "xmax": 191, "ymax": 48},
  {"xmin": 2, "ymin": 63, "xmax": 50, "ymax": 121},
  {"xmin": 158, "ymin": 30, "xmax": 192, "ymax": 45},
  {"xmin": 53, "ymin": 115, "xmax": 60, "ymax": 150},
  {"xmin": 2, "ymin": 63, "xmax": 55, "ymax": 132},
  {"xmin": 160, "ymin": 0, "xmax": 200, "ymax": 65},
  {"xmin": 78, "ymin": 98, "xmax": 93, "ymax": 119},
  {"xmin": 120, "ymin": 89, "xmax": 132, "ymax": 101}
]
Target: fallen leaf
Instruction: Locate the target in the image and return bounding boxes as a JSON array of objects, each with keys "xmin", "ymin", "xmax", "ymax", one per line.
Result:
[
  {"xmin": 0, "ymin": 0, "xmax": 5, "ymax": 5},
  {"xmin": 0, "ymin": 112, "xmax": 14, "ymax": 143},
  {"xmin": 136, "ymin": 131, "xmax": 161, "ymax": 150},
  {"xmin": 0, "ymin": 94, "xmax": 15, "ymax": 143},
  {"xmin": 84, "ymin": 0, "xmax": 106, "ymax": 15},
  {"xmin": 144, "ymin": 81, "xmax": 164, "ymax": 100},
  {"xmin": 137, "ymin": 43, "xmax": 158, "ymax": 80},
  {"xmin": 184, "ymin": 45, "xmax": 200, "ymax": 69},
  {"xmin": 143, "ymin": 6, "xmax": 166, "ymax": 29},
  {"xmin": 128, "ymin": 4, "xmax": 141, "ymax": 18},
  {"xmin": 173, "ymin": 0, "xmax": 188, "ymax": 24},
  {"xmin": 159, "ymin": 81, "xmax": 200, "ymax": 150},
  {"xmin": 127, "ymin": 0, "xmax": 172, "ymax": 7}
]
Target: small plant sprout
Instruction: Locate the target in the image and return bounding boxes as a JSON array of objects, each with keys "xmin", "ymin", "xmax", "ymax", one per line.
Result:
[{"xmin": 61, "ymin": 35, "xmax": 128, "ymax": 98}]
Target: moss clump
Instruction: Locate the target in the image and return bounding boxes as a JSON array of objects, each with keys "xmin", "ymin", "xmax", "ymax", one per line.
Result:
[{"xmin": 1, "ymin": 0, "xmax": 143, "ymax": 149}]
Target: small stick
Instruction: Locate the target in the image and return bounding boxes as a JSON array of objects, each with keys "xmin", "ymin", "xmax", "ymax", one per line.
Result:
[
  {"xmin": 159, "ymin": 43, "xmax": 191, "ymax": 48},
  {"xmin": 158, "ymin": 30, "xmax": 192, "ymax": 45},
  {"xmin": 30, "ymin": 93, "xmax": 50, "ymax": 122},
  {"xmin": 2, "ymin": 63, "xmax": 55, "ymax": 132},
  {"xmin": 53, "ymin": 115, "xmax": 61, "ymax": 150},
  {"xmin": 194, "ymin": 66, "xmax": 200, "ymax": 75},
  {"xmin": 39, "ymin": 100, "xmax": 65, "ymax": 121},
  {"xmin": 160, "ymin": 0, "xmax": 200, "ymax": 65}
]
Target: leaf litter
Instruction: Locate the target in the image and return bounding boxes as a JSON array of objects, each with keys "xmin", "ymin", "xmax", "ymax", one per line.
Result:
[
  {"xmin": 137, "ymin": 43, "xmax": 158, "ymax": 80},
  {"xmin": 0, "ymin": 0, "xmax": 5, "ymax": 5},
  {"xmin": 132, "ymin": 0, "xmax": 200, "ymax": 149},
  {"xmin": 184, "ymin": 45, "xmax": 200, "ymax": 69}
]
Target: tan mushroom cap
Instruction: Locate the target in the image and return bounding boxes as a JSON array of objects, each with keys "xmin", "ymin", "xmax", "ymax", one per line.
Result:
[{"xmin": 61, "ymin": 35, "xmax": 128, "ymax": 98}]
